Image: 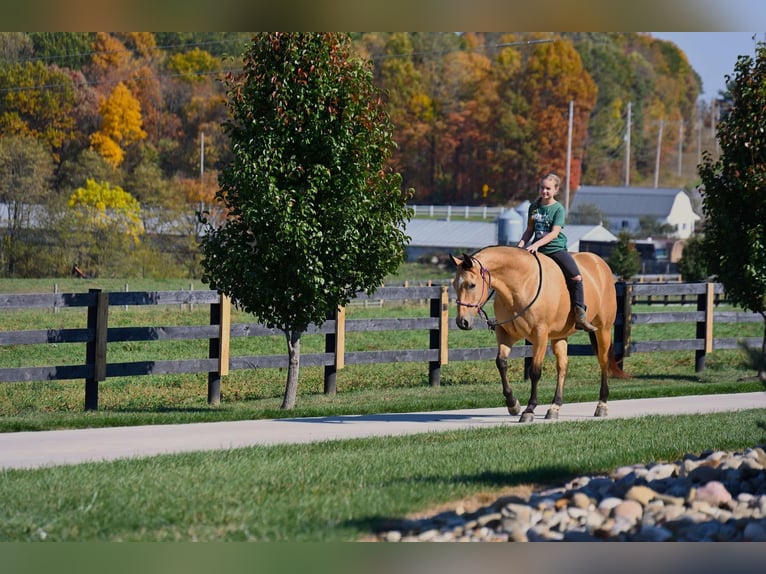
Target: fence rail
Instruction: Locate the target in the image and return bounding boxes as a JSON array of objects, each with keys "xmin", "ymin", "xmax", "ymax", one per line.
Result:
[{"xmin": 0, "ymin": 282, "xmax": 762, "ymax": 410}]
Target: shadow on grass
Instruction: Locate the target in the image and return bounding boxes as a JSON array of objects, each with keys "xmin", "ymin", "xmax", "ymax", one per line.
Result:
[{"xmin": 349, "ymin": 421, "xmax": 766, "ymax": 539}]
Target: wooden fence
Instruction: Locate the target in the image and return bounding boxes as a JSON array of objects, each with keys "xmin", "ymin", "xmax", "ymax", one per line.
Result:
[{"xmin": 0, "ymin": 282, "xmax": 762, "ymax": 410}]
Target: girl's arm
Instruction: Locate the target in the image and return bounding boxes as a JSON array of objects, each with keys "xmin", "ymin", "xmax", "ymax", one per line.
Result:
[{"xmin": 525, "ymin": 225, "xmax": 562, "ymax": 253}]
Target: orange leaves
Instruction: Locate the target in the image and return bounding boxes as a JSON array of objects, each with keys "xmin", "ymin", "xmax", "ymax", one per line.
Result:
[{"xmin": 89, "ymin": 81, "xmax": 147, "ymax": 167}]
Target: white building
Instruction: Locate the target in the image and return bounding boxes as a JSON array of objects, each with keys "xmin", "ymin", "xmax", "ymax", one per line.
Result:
[{"xmin": 569, "ymin": 186, "xmax": 701, "ymax": 239}]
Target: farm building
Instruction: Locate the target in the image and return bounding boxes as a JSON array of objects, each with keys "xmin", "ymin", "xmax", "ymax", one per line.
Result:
[
  {"xmin": 569, "ymin": 186, "xmax": 701, "ymax": 239},
  {"xmin": 403, "ymin": 215, "xmax": 618, "ymax": 262}
]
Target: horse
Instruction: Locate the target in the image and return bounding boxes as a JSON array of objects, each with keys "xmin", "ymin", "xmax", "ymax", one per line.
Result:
[{"xmin": 450, "ymin": 245, "xmax": 628, "ymax": 423}]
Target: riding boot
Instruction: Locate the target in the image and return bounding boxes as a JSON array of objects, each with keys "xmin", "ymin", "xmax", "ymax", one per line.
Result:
[{"xmin": 570, "ymin": 279, "xmax": 597, "ymax": 332}]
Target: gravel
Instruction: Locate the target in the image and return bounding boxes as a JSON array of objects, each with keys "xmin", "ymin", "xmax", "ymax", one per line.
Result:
[{"xmin": 373, "ymin": 445, "xmax": 766, "ymax": 542}]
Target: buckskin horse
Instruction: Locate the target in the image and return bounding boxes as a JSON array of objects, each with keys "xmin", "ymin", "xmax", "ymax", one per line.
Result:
[{"xmin": 450, "ymin": 246, "xmax": 628, "ymax": 423}]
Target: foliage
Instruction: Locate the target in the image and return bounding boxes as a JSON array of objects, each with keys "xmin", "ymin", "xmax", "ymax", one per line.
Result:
[
  {"xmin": 61, "ymin": 179, "xmax": 145, "ymax": 277},
  {"xmin": 0, "ymin": 135, "xmax": 54, "ymax": 276},
  {"xmin": 90, "ymin": 82, "xmax": 147, "ymax": 168},
  {"xmin": 607, "ymin": 231, "xmax": 641, "ymax": 280},
  {"xmin": 27, "ymin": 32, "xmax": 93, "ymax": 68},
  {"xmin": 0, "ymin": 61, "xmax": 80, "ymax": 156},
  {"xmin": 67, "ymin": 178, "xmax": 144, "ymax": 242},
  {"xmin": 638, "ymin": 215, "xmax": 674, "ymax": 237},
  {"xmin": 569, "ymin": 202, "xmax": 608, "ymax": 226},
  {"xmin": 677, "ymin": 234, "xmax": 709, "ymax": 282},
  {"xmin": 699, "ymin": 41, "xmax": 766, "ymax": 380},
  {"xmin": 166, "ymin": 48, "xmax": 220, "ymax": 82},
  {"xmin": 200, "ymin": 32, "xmax": 412, "ymax": 409},
  {"xmin": 0, "ymin": 32, "xmax": 709, "ymax": 279}
]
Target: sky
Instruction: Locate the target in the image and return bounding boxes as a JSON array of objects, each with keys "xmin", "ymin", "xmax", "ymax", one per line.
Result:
[{"xmin": 651, "ymin": 32, "xmax": 763, "ymax": 99}]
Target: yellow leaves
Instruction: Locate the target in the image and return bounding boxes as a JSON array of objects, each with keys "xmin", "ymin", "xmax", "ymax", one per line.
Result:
[
  {"xmin": 68, "ymin": 179, "xmax": 144, "ymax": 244},
  {"xmin": 89, "ymin": 132, "xmax": 124, "ymax": 167},
  {"xmin": 89, "ymin": 81, "xmax": 147, "ymax": 167},
  {"xmin": 167, "ymin": 48, "xmax": 220, "ymax": 83}
]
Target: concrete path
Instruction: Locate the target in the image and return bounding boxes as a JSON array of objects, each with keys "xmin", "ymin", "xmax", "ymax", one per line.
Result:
[{"xmin": 1, "ymin": 391, "xmax": 765, "ymax": 470}]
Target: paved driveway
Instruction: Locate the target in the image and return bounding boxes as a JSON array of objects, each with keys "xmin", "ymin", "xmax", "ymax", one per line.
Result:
[{"xmin": 1, "ymin": 392, "xmax": 764, "ymax": 470}]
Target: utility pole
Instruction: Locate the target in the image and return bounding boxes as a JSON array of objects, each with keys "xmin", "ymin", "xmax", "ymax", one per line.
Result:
[
  {"xmin": 696, "ymin": 110, "xmax": 702, "ymax": 167},
  {"xmin": 624, "ymin": 102, "xmax": 631, "ymax": 187},
  {"xmin": 654, "ymin": 119, "xmax": 664, "ymax": 188},
  {"xmin": 677, "ymin": 120, "xmax": 683, "ymax": 178},
  {"xmin": 565, "ymin": 100, "xmax": 573, "ymax": 212}
]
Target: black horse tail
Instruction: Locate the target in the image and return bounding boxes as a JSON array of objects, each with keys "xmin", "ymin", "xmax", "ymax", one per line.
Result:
[{"xmin": 588, "ymin": 332, "xmax": 631, "ymax": 379}]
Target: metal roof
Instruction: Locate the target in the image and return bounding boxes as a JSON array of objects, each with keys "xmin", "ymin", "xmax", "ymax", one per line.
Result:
[
  {"xmin": 570, "ymin": 186, "xmax": 685, "ymax": 218},
  {"xmin": 404, "ymin": 219, "xmax": 616, "ymax": 251},
  {"xmin": 405, "ymin": 219, "xmax": 497, "ymax": 249}
]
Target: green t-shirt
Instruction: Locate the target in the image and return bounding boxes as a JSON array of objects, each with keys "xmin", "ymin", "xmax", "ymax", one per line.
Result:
[{"xmin": 528, "ymin": 200, "xmax": 568, "ymax": 254}]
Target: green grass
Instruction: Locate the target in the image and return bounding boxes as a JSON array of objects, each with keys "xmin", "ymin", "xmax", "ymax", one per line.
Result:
[
  {"xmin": 1, "ymin": 408, "xmax": 764, "ymax": 541},
  {"xmin": 0, "ymin": 305, "xmax": 763, "ymax": 432},
  {"xmin": 1, "ymin": 273, "xmax": 765, "ymax": 543},
  {"xmin": 1, "ymin": 272, "xmax": 764, "ymax": 433}
]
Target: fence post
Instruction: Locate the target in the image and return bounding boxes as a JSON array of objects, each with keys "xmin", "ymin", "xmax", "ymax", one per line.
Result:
[
  {"xmin": 523, "ymin": 340, "xmax": 532, "ymax": 380},
  {"xmin": 84, "ymin": 289, "xmax": 108, "ymax": 411},
  {"xmin": 207, "ymin": 292, "xmax": 230, "ymax": 405},
  {"xmin": 614, "ymin": 282, "xmax": 632, "ymax": 367},
  {"xmin": 695, "ymin": 282, "xmax": 715, "ymax": 372},
  {"xmin": 429, "ymin": 286, "xmax": 449, "ymax": 386},
  {"xmin": 324, "ymin": 306, "xmax": 346, "ymax": 395}
]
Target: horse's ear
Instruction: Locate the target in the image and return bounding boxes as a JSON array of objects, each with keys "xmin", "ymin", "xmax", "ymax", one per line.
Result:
[
  {"xmin": 461, "ymin": 253, "xmax": 473, "ymax": 270},
  {"xmin": 449, "ymin": 253, "xmax": 463, "ymax": 268}
]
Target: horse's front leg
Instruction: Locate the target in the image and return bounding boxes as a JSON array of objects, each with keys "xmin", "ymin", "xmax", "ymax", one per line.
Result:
[
  {"xmin": 520, "ymin": 338, "xmax": 547, "ymax": 423},
  {"xmin": 545, "ymin": 338, "xmax": 569, "ymax": 420},
  {"xmin": 495, "ymin": 334, "xmax": 521, "ymax": 415}
]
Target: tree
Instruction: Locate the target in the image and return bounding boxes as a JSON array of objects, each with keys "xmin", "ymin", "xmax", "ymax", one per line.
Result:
[
  {"xmin": 64, "ymin": 178, "xmax": 144, "ymax": 276},
  {"xmin": 200, "ymin": 32, "xmax": 411, "ymax": 410},
  {"xmin": 699, "ymin": 42, "xmax": 766, "ymax": 382},
  {"xmin": 89, "ymin": 81, "xmax": 147, "ymax": 167},
  {"xmin": 0, "ymin": 61, "xmax": 80, "ymax": 158},
  {"xmin": 608, "ymin": 231, "xmax": 641, "ymax": 280},
  {"xmin": 677, "ymin": 235, "xmax": 708, "ymax": 282},
  {"xmin": 0, "ymin": 135, "xmax": 54, "ymax": 276}
]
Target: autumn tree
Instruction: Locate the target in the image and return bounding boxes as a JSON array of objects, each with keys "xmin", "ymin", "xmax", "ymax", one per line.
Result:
[
  {"xmin": 376, "ymin": 33, "xmax": 433, "ymax": 199},
  {"xmin": 0, "ymin": 135, "xmax": 54, "ymax": 276},
  {"xmin": 438, "ymin": 34, "xmax": 495, "ymax": 203},
  {"xmin": 0, "ymin": 61, "xmax": 79, "ymax": 157},
  {"xmin": 90, "ymin": 81, "xmax": 147, "ymax": 167},
  {"xmin": 63, "ymin": 178, "xmax": 144, "ymax": 276},
  {"xmin": 517, "ymin": 34, "xmax": 598, "ymax": 195},
  {"xmin": 699, "ymin": 43, "xmax": 766, "ymax": 381},
  {"xmin": 200, "ymin": 32, "xmax": 411, "ymax": 410}
]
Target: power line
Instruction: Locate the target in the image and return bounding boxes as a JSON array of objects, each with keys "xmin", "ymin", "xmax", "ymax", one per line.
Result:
[
  {"xmin": 370, "ymin": 38, "xmax": 555, "ymax": 61},
  {"xmin": 4, "ymin": 37, "xmax": 249, "ymax": 66}
]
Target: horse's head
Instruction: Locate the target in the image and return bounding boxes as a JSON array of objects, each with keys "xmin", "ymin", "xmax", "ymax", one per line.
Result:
[{"xmin": 450, "ymin": 253, "xmax": 491, "ymax": 330}]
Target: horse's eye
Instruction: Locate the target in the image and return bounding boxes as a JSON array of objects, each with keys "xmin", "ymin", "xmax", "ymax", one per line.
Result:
[{"xmin": 467, "ymin": 282, "xmax": 476, "ymax": 290}]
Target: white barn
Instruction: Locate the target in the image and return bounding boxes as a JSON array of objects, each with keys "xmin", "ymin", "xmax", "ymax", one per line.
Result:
[
  {"xmin": 569, "ymin": 186, "xmax": 701, "ymax": 239},
  {"xmin": 403, "ymin": 218, "xmax": 617, "ymax": 261}
]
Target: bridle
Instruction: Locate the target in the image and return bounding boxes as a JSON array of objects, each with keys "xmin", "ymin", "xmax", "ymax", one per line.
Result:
[
  {"xmin": 455, "ymin": 257, "xmax": 494, "ymax": 325},
  {"xmin": 455, "ymin": 251, "xmax": 544, "ymax": 331}
]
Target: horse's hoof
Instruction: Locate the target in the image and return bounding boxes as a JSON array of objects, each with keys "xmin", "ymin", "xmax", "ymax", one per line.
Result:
[
  {"xmin": 594, "ymin": 405, "xmax": 608, "ymax": 417},
  {"xmin": 519, "ymin": 412, "xmax": 535, "ymax": 423},
  {"xmin": 545, "ymin": 408, "xmax": 559, "ymax": 420},
  {"xmin": 507, "ymin": 398, "xmax": 521, "ymax": 415}
]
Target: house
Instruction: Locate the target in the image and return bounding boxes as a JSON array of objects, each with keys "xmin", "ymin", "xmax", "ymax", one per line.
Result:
[
  {"xmin": 403, "ymin": 216, "xmax": 618, "ymax": 262},
  {"xmin": 569, "ymin": 186, "xmax": 701, "ymax": 239}
]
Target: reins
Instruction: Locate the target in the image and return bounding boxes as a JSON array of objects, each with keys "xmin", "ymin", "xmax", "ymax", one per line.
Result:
[{"xmin": 455, "ymin": 251, "xmax": 544, "ymax": 331}]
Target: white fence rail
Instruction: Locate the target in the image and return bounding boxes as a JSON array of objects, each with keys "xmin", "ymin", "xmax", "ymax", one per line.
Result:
[{"xmin": 409, "ymin": 205, "xmax": 505, "ymax": 220}]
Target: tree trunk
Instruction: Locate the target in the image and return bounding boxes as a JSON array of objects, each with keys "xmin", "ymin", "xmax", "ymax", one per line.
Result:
[
  {"xmin": 280, "ymin": 328, "xmax": 302, "ymax": 410},
  {"xmin": 760, "ymin": 316, "xmax": 766, "ymax": 383}
]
